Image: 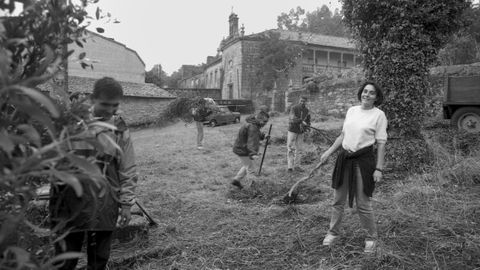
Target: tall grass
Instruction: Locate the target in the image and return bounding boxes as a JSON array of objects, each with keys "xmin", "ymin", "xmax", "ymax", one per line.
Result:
[{"xmin": 369, "ymin": 127, "xmax": 480, "ymax": 269}]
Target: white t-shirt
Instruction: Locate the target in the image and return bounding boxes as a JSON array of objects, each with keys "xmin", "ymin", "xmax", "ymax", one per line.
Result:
[{"xmin": 342, "ymin": 105, "xmax": 388, "ymax": 152}]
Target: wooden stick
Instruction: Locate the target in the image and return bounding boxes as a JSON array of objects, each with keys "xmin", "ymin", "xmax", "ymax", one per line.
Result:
[
  {"xmin": 258, "ymin": 124, "xmax": 273, "ymax": 175},
  {"xmin": 135, "ymin": 201, "xmax": 158, "ymax": 226},
  {"xmin": 287, "ymin": 161, "xmax": 325, "ymax": 197}
]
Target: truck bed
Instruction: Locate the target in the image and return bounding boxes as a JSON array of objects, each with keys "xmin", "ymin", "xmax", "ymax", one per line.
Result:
[{"xmin": 445, "ymin": 76, "xmax": 480, "ymax": 103}]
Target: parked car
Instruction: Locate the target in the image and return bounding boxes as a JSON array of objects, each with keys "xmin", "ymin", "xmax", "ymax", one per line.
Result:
[
  {"xmin": 204, "ymin": 106, "xmax": 240, "ymax": 127},
  {"xmin": 442, "ymin": 75, "xmax": 480, "ymax": 132}
]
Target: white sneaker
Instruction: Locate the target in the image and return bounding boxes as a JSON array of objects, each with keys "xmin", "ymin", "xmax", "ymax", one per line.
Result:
[
  {"xmin": 322, "ymin": 234, "xmax": 339, "ymax": 246},
  {"xmin": 364, "ymin": 240, "xmax": 377, "ymax": 253}
]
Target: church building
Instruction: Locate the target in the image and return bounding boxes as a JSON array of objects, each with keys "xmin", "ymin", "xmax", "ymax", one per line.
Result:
[{"xmin": 178, "ymin": 12, "xmax": 359, "ymax": 108}]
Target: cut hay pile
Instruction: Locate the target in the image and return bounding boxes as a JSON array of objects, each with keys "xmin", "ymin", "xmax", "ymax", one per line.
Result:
[
  {"xmin": 363, "ymin": 127, "xmax": 480, "ymax": 270},
  {"xmin": 129, "ymin": 116, "xmax": 479, "ymax": 269}
]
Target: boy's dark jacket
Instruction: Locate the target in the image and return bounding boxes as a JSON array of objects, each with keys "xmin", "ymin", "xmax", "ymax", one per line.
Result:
[
  {"xmin": 232, "ymin": 115, "xmax": 265, "ymax": 157},
  {"xmin": 49, "ymin": 115, "xmax": 137, "ymax": 232},
  {"xmin": 288, "ymin": 103, "xmax": 310, "ymax": 134},
  {"xmin": 192, "ymin": 107, "xmax": 213, "ymax": 122}
]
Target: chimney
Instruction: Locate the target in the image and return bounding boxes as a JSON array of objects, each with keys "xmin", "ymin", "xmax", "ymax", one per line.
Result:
[
  {"xmin": 207, "ymin": 56, "xmax": 215, "ymax": 64},
  {"xmin": 229, "ymin": 13, "xmax": 239, "ymax": 38},
  {"xmin": 240, "ymin": 24, "xmax": 245, "ymax": 37}
]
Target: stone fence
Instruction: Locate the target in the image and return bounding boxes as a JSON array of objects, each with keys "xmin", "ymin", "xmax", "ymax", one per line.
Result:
[
  {"xmin": 285, "ymin": 79, "xmax": 360, "ymax": 118},
  {"xmin": 165, "ymin": 88, "xmax": 221, "ymax": 99},
  {"xmin": 281, "ymin": 62, "xmax": 480, "ymax": 120},
  {"xmin": 121, "ymin": 95, "xmax": 176, "ymax": 127}
]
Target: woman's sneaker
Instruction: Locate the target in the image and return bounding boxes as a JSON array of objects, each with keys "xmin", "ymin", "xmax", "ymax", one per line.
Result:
[
  {"xmin": 322, "ymin": 234, "xmax": 339, "ymax": 246},
  {"xmin": 364, "ymin": 240, "xmax": 377, "ymax": 253}
]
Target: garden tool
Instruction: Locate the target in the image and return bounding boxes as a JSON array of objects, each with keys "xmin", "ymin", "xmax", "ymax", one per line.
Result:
[
  {"xmin": 283, "ymin": 161, "xmax": 326, "ymax": 204},
  {"xmin": 258, "ymin": 123, "xmax": 273, "ymax": 176},
  {"xmin": 135, "ymin": 201, "xmax": 158, "ymax": 226}
]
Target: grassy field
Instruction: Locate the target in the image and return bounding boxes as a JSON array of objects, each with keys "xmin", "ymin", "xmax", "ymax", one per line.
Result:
[{"xmin": 119, "ymin": 114, "xmax": 480, "ymax": 270}]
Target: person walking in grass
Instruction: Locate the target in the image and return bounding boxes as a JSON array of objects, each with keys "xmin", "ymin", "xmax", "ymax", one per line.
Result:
[
  {"xmin": 231, "ymin": 110, "xmax": 269, "ymax": 189},
  {"xmin": 287, "ymin": 96, "xmax": 311, "ymax": 172},
  {"xmin": 50, "ymin": 77, "xmax": 137, "ymax": 269},
  {"xmin": 192, "ymin": 97, "xmax": 216, "ymax": 150},
  {"xmin": 310, "ymin": 81, "xmax": 387, "ymax": 253}
]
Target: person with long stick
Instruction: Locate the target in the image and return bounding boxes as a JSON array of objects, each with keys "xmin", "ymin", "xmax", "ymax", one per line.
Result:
[
  {"xmin": 231, "ymin": 110, "xmax": 269, "ymax": 189},
  {"xmin": 50, "ymin": 77, "xmax": 138, "ymax": 269},
  {"xmin": 192, "ymin": 97, "xmax": 217, "ymax": 150},
  {"xmin": 287, "ymin": 96, "xmax": 311, "ymax": 172},
  {"xmin": 313, "ymin": 81, "xmax": 387, "ymax": 253}
]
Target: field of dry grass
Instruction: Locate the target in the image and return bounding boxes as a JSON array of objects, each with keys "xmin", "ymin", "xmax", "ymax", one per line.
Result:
[{"xmin": 118, "ymin": 114, "xmax": 480, "ymax": 270}]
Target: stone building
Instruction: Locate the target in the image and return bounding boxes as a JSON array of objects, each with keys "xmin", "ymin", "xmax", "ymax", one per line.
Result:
[
  {"xmin": 178, "ymin": 12, "xmax": 359, "ymax": 111},
  {"xmin": 41, "ymin": 30, "xmax": 175, "ymax": 126}
]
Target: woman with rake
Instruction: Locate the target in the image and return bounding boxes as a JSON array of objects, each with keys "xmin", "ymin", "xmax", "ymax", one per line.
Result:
[{"xmin": 311, "ymin": 81, "xmax": 387, "ymax": 253}]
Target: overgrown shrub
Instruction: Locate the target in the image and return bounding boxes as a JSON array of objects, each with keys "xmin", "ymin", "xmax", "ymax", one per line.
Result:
[
  {"xmin": 342, "ymin": 0, "xmax": 471, "ymax": 169},
  {"xmin": 162, "ymin": 97, "xmax": 217, "ymax": 123},
  {"xmin": 0, "ymin": 0, "xmax": 113, "ymax": 268}
]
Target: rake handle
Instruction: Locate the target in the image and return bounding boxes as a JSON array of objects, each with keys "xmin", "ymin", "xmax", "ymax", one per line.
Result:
[
  {"xmin": 287, "ymin": 175, "xmax": 312, "ymax": 196},
  {"xmin": 287, "ymin": 162, "xmax": 325, "ymax": 196},
  {"xmin": 135, "ymin": 201, "xmax": 158, "ymax": 226},
  {"xmin": 258, "ymin": 124, "xmax": 273, "ymax": 175}
]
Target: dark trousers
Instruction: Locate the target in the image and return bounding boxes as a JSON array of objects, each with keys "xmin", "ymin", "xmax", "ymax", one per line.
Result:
[{"xmin": 55, "ymin": 230, "xmax": 113, "ymax": 270}]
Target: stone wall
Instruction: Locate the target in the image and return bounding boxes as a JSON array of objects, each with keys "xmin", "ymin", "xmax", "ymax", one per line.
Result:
[
  {"xmin": 280, "ymin": 63, "xmax": 480, "ymax": 120},
  {"xmin": 164, "ymin": 88, "xmax": 222, "ymax": 99},
  {"xmin": 286, "ymin": 79, "xmax": 360, "ymax": 118},
  {"xmin": 222, "ymin": 41, "xmax": 243, "ymax": 99},
  {"xmin": 240, "ymin": 40, "xmax": 261, "ymax": 100},
  {"xmin": 120, "ymin": 96, "xmax": 175, "ymax": 126}
]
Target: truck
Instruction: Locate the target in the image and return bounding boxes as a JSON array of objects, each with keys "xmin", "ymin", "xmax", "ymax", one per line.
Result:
[{"xmin": 443, "ymin": 75, "xmax": 480, "ymax": 133}]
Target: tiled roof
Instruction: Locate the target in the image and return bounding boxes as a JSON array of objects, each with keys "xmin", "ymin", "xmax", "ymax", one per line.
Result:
[
  {"xmin": 39, "ymin": 76, "xmax": 175, "ymax": 98},
  {"xmin": 70, "ymin": 76, "xmax": 175, "ymax": 98},
  {"xmin": 251, "ymin": 29, "xmax": 356, "ymax": 50}
]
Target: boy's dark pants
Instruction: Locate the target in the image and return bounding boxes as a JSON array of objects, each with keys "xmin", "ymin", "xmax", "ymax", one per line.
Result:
[{"xmin": 55, "ymin": 230, "xmax": 113, "ymax": 270}]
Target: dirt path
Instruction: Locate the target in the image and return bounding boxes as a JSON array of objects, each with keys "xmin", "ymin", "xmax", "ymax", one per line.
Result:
[{"xmin": 125, "ymin": 116, "xmax": 368, "ymax": 269}]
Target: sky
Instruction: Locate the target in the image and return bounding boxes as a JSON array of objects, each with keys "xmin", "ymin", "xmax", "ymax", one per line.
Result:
[{"xmin": 90, "ymin": 0, "xmax": 342, "ymax": 75}]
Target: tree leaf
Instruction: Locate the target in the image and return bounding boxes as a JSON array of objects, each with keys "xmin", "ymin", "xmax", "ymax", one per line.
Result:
[
  {"xmin": 75, "ymin": 40, "xmax": 84, "ymax": 48},
  {"xmin": 17, "ymin": 124, "xmax": 41, "ymax": 147},
  {"xmin": 78, "ymin": 52, "xmax": 86, "ymax": 60},
  {"xmin": 34, "ymin": 44, "xmax": 54, "ymax": 76},
  {"xmin": 51, "ymin": 169, "xmax": 83, "ymax": 197},
  {"xmin": 95, "ymin": 7, "xmax": 100, "ymax": 20},
  {"xmin": 66, "ymin": 153, "xmax": 104, "ymax": 187},
  {"xmin": 9, "ymin": 97, "xmax": 56, "ymax": 133},
  {"xmin": 96, "ymin": 27, "xmax": 104, "ymax": 33},
  {"xmin": 88, "ymin": 121, "xmax": 117, "ymax": 131},
  {"xmin": 42, "ymin": 252, "xmax": 84, "ymax": 268},
  {"xmin": 17, "ymin": 156, "xmax": 44, "ymax": 174},
  {"xmin": 9, "ymin": 85, "xmax": 59, "ymax": 118},
  {"xmin": 97, "ymin": 132, "xmax": 122, "ymax": 154},
  {"xmin": 0, "ymin": 215, "xmax": 17, "ymax": 245},
  {"xmin": 0, "ymin": 129, "xmax": 14, "ymax": 153},
  {"xmin": 66, "ymin": 49, "xmax": 75, "ymax": 58},
  {"xmin": 5, "ymin": 246, "xmax": 30, "ymax": 267},
  {"xmin": 73, "ymin": 137, "xmax": 105, "ymax": 153}
]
